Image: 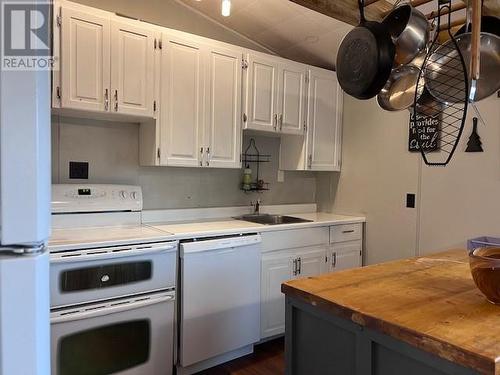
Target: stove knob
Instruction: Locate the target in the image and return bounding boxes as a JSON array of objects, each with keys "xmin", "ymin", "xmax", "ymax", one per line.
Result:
[
  {"xmin": 119, "ymin": 190, "xmax": 128, "ymax": 199},
  {"xmin": 130, "ymin": 191, "xmax": 138, "ymax": 200}
]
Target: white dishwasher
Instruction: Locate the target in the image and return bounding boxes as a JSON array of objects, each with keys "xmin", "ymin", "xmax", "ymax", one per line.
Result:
[{"xmin": 179, "ymin": 234, "xmax": 261, "ymax": 374}]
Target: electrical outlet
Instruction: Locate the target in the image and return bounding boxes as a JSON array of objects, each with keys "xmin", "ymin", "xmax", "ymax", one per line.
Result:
[
  {"xmin": 406, "ymin": 193, "xmax": 416, "ymax": 208},
  {"xmin": 69, "ymin": 161, "xmax": 89, "ymax": 179}
]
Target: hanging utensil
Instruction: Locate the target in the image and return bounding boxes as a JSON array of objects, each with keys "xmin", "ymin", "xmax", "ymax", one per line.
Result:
[
  {"xmin": 469, "ymin": 0, "xmax": 481, "ymax": 102},
  {"xmin": 377, "ymin": 65, "xmax": 424, "ymax": 111},
  {"xmin": 336, "ymin": 0, "xmax": 395, "ymax": 100},
  {"xmin": 414, "ymin": 0, "xmax": 468, "ymax": 166},
  {"xmin": 465, "ymin": 118, "xmax": 483, "ymax": 152},
  {"xmin": 383, "ymin": 4, "xmax": 431, "ymax": 66}
]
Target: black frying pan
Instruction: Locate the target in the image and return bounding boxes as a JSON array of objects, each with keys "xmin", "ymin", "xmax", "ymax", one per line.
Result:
[
  {"xmin": 455, "ymin": 15, "xmax": 500, "ymax": 36},
  {"xmin": 336, "ymin": 0, "xmax": 395, "ymax": 100}
]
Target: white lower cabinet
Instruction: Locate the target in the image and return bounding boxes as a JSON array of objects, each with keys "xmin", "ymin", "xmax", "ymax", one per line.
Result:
[
  {"xmin": 260, "ymin": 225, "xmax": 363, "ymax": 340},
  {"xmin": 261, "ymin": 251, "xmax": 294, "ymax": 339},
  {"xmin": 328, "ymin": 241, "xmax": 362, "ymax": 273},
  {"xmin": 260, "ymin": 245, "xmax": 328, "ymax": 339}
]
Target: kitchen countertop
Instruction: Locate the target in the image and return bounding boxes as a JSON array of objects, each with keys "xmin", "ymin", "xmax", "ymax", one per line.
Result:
[
  {"xmin": 149, "ymin": 212, "xmax": 365, "ymax": 239},
  {"xmin": 282, "ymin": 250, "xmax": 500, "ymax": 374}
]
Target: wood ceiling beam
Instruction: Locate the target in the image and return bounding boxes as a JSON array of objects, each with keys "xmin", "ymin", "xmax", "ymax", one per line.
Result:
[
  {"xmin": 289, "ymin": 0, "xmax": 499, "ymax": 27},
  {"xmin": 288, "ymin": 0, "xmax": 394, "ymax": 26}
]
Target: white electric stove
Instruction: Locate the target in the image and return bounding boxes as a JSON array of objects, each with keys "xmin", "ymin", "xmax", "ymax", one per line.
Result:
[{"xmin": 49, "ymin": 184, "xmax": 177, "ymax": 375}]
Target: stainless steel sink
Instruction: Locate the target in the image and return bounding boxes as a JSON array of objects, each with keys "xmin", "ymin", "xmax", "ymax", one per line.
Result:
[{"xmin": 234, "ymin": 214, "xmax": 313, "ymax": 225}]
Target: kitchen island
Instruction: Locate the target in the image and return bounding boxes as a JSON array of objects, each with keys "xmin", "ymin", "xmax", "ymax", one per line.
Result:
[{"xmin": 282, "ymin": 250, "xmax": 500, "ymax": 375}]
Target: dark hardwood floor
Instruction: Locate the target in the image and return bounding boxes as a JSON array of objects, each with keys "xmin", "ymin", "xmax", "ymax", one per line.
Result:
[{"xmin": 196, "ymin": 338, "xmax": 285, "ymax": 375}]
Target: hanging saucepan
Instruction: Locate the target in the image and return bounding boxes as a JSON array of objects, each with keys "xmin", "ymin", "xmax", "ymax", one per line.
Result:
[
  {"xmin": 383, "ymin": 4, "xmax": 430, "ymax": 66},
  {"xmin": 425, "ymin": 1, "xmax": 500, "ymax": 103},
  {"xmin": 377, "ymin": 65, "xmax": 424, "ymax": 111},
  {"xmin": 336, "ymin": 0, "xmax": 395, "ymax": 100},
  {"xmin": 410, "ymin": 87, "xmax": 444, "ymax": 117}
]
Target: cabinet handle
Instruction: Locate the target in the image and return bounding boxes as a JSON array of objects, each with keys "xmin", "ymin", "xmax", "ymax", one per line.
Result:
[
  {"xmin": 332, "ymin": 252, "xmax": 337, "ymax": 268},
  {"xmin": 279, "ymin": 114, "xmax": 283, "ymax": 131},
  {"xmin": 206, "ymin": 147, "xmax": 210, "ymax": 166},
  {"xmin": 114, "ymin": 89, "xmax": 118, "ymax": 112},
  {"xmin": 200, "ymin": 147, "xmax": 204, "ymax": 167},
  {"xmin": 297, "ymin": 257, "xmax": 302, "ymax": 275},
  {"xmin": 342, "ymin": 230, "xmax": 355, "ymax": 234},
  {"xmin": 308, "ymin": 155, "xmax": 312, "ymax": 169},
  {"xmin": 104, "ymin": 89, "xmax": 109, "ymax": 111},
  {"xmin": 292, "ymin": 258, "xmax": 297, "ymax": 276},
  {"xmin": 273, "ymin": 114, "xmax": 278, "ymax": 130}
]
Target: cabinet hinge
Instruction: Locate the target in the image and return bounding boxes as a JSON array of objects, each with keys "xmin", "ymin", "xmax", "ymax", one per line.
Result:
[
  {"xmin": 243, "ymin": 113, "xmax": 247, "ymax": 123},
  {"xmin": 153, "ymin": 100, "xmax": 157, "ymax": 112},
  {"xmin": 56, "ymin": 86, "xmax": 61, "ymax": 99},
  {"xmin": 56, "ymin": 15, "xmax": 62, "ymax": 27},
  {"xmin": 303, "ymin": 121, "xmax": 307, "ymax": 132},
  {"xmin": 157, "ymin": 148, "xmax": 161, "ymax": 160},
  {"xmin": 241, "ymin": 58, "xmax": 248, "ymax": 70}
]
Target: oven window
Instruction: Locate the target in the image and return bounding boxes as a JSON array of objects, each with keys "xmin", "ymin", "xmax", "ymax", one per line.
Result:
[
  {"xmin": 60, "ymin": 261, "xmax": 152, "ymax": 292},
  {"xmin": 59, "ymin": 320, "xmax": 150, "ymax": 375}
]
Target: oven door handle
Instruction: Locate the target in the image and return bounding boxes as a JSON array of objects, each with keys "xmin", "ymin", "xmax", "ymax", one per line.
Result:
[
  {"xmin": 51, "ymin": 292, "xmax": 175, "ymax": 324},
  {"xmin": 50, "ymin": 243, "xmax": 177, "ymax": 264}
]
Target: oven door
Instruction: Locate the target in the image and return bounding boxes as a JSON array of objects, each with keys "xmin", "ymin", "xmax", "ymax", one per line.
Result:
[
  {"xmin": 51, "ymin": 290, "xmax": 175, "ymax": 375},
  {"xmin": 50, "ymin": 241, "xmax": 177, "ymax": 308}
]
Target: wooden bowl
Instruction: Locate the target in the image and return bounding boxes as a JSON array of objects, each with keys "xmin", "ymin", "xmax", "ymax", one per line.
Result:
[{"xmin": 469, "ymin": 247, "xmax": 500, "ymax": 304}]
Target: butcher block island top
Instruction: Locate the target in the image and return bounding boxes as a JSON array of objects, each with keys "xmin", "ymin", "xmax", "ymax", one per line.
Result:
[{"xmin": 282, "ymin": 250, "xmax": 500, "ymax": 375}]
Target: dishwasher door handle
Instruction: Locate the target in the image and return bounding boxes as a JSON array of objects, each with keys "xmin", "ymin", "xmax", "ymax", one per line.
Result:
[{"xmin": 180, "ymin": 235, "xmax": 262, "ymax": 255}]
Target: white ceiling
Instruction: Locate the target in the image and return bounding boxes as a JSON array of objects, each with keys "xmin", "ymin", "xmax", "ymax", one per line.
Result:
[
  {"xmin": 175, "ymin": 0, "xmax": 353, "ymax": 70},
  {"xmin": 175, "ymin": 0, "xmax": 474, "ymax": 70}
]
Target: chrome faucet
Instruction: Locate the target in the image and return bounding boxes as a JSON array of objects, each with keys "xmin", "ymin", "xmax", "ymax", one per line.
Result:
[{"xmin": 252, "ymin": 199, "xmax": 261, "ymax": 215}]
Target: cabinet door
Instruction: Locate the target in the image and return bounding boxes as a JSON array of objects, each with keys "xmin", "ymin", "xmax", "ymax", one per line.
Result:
[
  {"xmin": 244, "ymin": 53, "xmax": 279, "ymax": 132},
  {"xmin": 60, "ymin": 7, "xmax": 110, "ymax": 112},
  {"xmin": 160, "ymin": 34, "xmax": 204, "ymax": 167},
  {"xmin": 261, "ymin": 252, "xmax": 293, "ymax": 339},
  {"xmin": 306, "ymin": 68, "xmax": 343, "ymax": 171},
  {"xmin": 111, "ymin": 21, "xmax": 155, "ymax": 117},
  {"xmin": 297, "ymin": 246, "xmax": 327, "ymax": 277},
  {"xmin": 205, "ymin": 46, "xmax": 242, "ymax": 168},
  {"xmin": 277, "ymin": 62, "xmax": 306, "ymax": 135},
  {"xmin": 330, "ymin": 242, "xmax": 362, "ymax": 272}
]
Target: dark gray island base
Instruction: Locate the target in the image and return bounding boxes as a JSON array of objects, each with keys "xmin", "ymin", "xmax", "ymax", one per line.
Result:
[
  {"xmin": 285, "ymin": 296, "xmax": 478, "ymax": 375},
  {"xmin": 282, "ymin": 251, "xmax": 500, "ymax": 375}
]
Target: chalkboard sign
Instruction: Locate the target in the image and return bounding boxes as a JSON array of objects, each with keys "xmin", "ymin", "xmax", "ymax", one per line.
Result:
[{"xmin": 408, "ymin": 113, "xmax": 440, "ymax": 152}]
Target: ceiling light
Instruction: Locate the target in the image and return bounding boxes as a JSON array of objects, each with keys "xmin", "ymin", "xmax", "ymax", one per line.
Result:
[{"xmin": 221, "ymin": 0, "xmax": 231, "ymax": 17}]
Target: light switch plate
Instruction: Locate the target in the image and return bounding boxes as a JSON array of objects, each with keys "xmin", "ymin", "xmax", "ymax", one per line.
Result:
[{"xmin": 277, "ymin": 170, "xmax": 285, "ymax": 183}]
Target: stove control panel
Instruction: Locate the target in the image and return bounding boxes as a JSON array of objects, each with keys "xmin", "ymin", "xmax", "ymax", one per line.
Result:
[{"xmin": 51, "ymin": 184, "xmax": 143, "ymax": 213}]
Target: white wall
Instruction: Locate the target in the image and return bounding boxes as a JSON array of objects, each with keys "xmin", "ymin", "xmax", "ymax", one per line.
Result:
[
  {"xmin": 322, "ymin": 94, "xmax": 500, "ymax": 264},
  {"xmin": 51, "ymin": 116, "xmax": 317, "ymax": 210}
]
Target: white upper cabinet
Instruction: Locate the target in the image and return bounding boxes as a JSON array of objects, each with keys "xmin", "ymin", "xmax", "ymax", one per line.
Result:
[
  {"xmin": 60, "ymin": 7, "xmax": 110, "ymax": 112},
  {"xmin": 279, "ymin": 68, "xmax": 343, "ymax": 172},
  {"xmin": 110, "ymin": 21, "xmax": 155, "ymax": 117},
  {"xmin": 160, "ymin": 34, "xmax": 204, "ymax": 167},
  {"xmin": 244, "ymin": 53, "xmax": 279, "ymax": 132},
  {"xmin": 244, "ymin": 53, "xmax": 306, "ymax": 135},
  {"xmin": 306, "ymin": 67, "xmax": 343, "ymax": 171},
  {"xmin": 204, "ymin": 46, "xmax": 243, "ymax": 168},
  {"xmin": 277, "ymin": 62, "xmax": 307, "ymax": 135}
]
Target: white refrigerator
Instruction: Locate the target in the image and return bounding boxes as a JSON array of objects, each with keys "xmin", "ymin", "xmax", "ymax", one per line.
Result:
[{"xmin": 0, "ymin": 1, "xmax": 51, "ymax": 372}]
